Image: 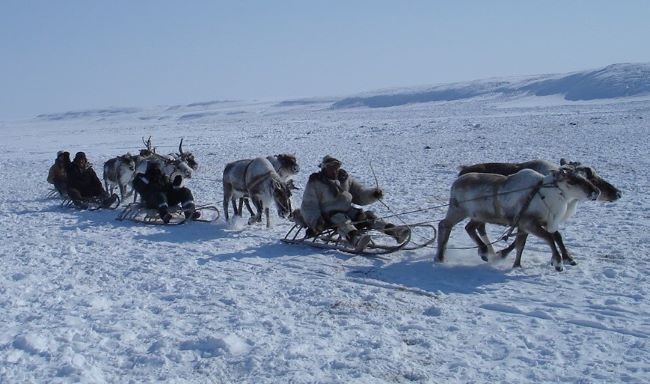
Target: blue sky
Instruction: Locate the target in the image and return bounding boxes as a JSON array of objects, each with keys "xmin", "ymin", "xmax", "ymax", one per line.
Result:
[{"xmin": 1, "ymin": 0, "xmax": 648, "ymax": 119}]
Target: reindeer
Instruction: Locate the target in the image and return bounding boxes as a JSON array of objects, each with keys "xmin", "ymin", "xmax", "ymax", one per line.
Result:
[
  {"xmin": 223, "ymin": 156, "xmax": 295, "ymax": 227},
  {"xmin": 458, "ymin": 159, "xmax": 621, "ymax": 264},
  {"xmin": 103, "ymin": 154, "xmax": 136, "ymax": 200},
  {"xmin": 131, "ymin": 136, "xmax": 194, "ymax": 203},
  {"xmin": 436, "ymin": 168, "xmax": 600, "ymax": 271},
  {"xmin": 169, "ymin": 138, "xmax": 198, "ymax": 171},
  {"xmin": 222, "ymin": 154, "xmax": 299, "ymax": 221}
]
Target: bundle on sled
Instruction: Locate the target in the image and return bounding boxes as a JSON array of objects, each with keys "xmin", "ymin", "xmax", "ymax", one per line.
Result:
[
  {"xmin": 282, "ymin": 209, "xmax": 437, "ymax": 256},
  {"xmin": 117, "ymin": 202, "xmax": 219, "ymax": 225}
]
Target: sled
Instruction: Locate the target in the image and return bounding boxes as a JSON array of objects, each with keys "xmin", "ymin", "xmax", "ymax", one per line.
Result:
[
  {"xmin": 282, "ymin": 222, "xmax": 437, "ymax": 256},
  {"xmin": 116, "ymin": 202, "xmax": 220, "ymax": 225},
  {"xmin": 46, "ymin": 188, "xmax": 63, "ymax": 199},
  {"xmin": 60, "ymin": 195, "xmax": 121, "ymax": 211}
]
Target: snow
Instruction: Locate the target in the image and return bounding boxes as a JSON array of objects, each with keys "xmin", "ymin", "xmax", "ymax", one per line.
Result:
[
  {"xmin": 1, "ymin": 92, "xmax": 649, "ymax": 383},
  {"xmin": 330, "ymin": 62, "xmax": 650, "ymax": 108}
]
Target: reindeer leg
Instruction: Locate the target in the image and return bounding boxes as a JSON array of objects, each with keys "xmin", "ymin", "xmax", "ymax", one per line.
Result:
[
  {"xmin": 237, "ymin": 198, "xmax": 244, "ymax": 217},
  {"xmin": 265, "ymin": 207, "xmax": 270, "ymax": 228},
  {"xmin": 248, "ymin": 197, "xmax": 263, "ymax": 225},
  {"xmin": 512, "ymin": 232, "xmax": 528, "ymax": 268},
  {"xmin": 243, "ymin": 199, "xmax": 255, "ymax": 218},
  {"xmin": 496, "ymin": 240, "xmax": 517, "ymax": 259},
  {"xmin": 436, "ymin": 219, "xmax": 453, "ymax": 262},
  {"xmin": 522, "ymin": 222, "xmax": 564, "ymax": 272},
  {"xmin": 119, "ymin": 184, "xmax": 126, "ymax": 200},
  {"xmin": 476, "ymin": 223, "xmax": 498, "ymax": 257},
  {"xmin": 554, "ymin": 231, "xmax": 577, "ymax": 265},
  {"xmin": 465, "ymin": 221, "xmax": 492, "ymax": 261},
  {"xmin": 222, "ymin": 183, "xmax": 233, "ymax": 221}
]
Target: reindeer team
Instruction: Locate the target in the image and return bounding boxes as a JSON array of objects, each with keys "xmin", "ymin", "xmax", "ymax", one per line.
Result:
[{"xmin": 90, "ymin": 137, "xmax": 622, "ymax": 272}]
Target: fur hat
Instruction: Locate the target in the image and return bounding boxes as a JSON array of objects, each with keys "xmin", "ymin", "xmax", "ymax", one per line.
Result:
[
  {"xmin": 319, "ymin": 155, "xmax": 342, "ymax": 169},
  {"xmin": 146, "ymin": 161, "xmax": 161, "ymax": 173},
  {"xmin": 74, "ymin": 152, "xmax": 87, "ymax": 162}
]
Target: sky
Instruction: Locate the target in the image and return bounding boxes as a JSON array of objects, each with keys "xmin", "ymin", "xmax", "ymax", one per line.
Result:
[{"xmin": 1, "ymin": 0, "xmax": 649, "ymax": 120}]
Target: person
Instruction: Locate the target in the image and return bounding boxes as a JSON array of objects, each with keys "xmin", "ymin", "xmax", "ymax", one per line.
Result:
[
  {"xmin": 132, "ymin": 162, "xmax": 200, "ymax": 224},
  {"xmin": 298, "ymin": 155, "xmax": 410, "ymax": 251},
  {"xmin": 47, "ymin": 150, "xmax": 71, "ymax": 196},
  {"xmin": 66, "ymin": 152, "xmax": 118, "ymax": 209}
]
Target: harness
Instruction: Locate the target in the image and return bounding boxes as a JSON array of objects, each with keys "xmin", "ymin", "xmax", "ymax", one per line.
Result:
[
  {"xmin": 242, "ymin": 160, "xmax": 273, "ymax": 192},
  {"xmin": 502, "ymin": 179, "xmax": 546, "ymax": 240}
]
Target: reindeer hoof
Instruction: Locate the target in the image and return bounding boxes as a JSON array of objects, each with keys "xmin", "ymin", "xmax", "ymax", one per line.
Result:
[
  {"xmin": 563, "ymin": 256, "xmax": 577, "ymax": 266},
  {"xmin": 479, "ymin": 254, "xmax": 488, "ymax": 262}
]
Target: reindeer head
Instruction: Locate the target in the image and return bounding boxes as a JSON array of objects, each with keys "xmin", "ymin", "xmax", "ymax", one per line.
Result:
[
  {"xmin": 140, "ymin": 136, "xmax": 156, "ymax": 157},
  {"xmin": 177, "ymin": 138, "xmax": 198, "ymax": 171},
  {"xmin": 552, "ymin": 168, "xmax": 600, "ymax": 202},
  {"xmin": 271, "ymin": 179, "xmax": 293, "ymax": 219},
  {"xmin": 118, "ymin": 154, "xmax": 136, "ymax": 172},
  {"xmin": 276, "ymin": 153, "xmax": 299, "ymax": 175},
  {"xmin": 559, "ymin": 159, "xmax": 621, "ymax": 202}
]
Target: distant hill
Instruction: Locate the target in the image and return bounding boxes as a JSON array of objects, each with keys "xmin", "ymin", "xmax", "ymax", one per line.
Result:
[
  {"xmin": 330, "ymin": 63, "xmax": 650, "ymax": 109},
  {"xmin": 32, "ymin": 63, "xmax": 650, "ymax": 121}
]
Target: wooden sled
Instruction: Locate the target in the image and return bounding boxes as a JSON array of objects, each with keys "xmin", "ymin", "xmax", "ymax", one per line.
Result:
[
  {"xmin": 116, "ymin": 203, "xmax": 220, "ymax": 225},
  {"xmin": 282, "ymin": 222, "xmax": 437, "ymax": 256},
  {"xmin": 60, "ymin": 194, "xmax": 121, "ymax": 211}
]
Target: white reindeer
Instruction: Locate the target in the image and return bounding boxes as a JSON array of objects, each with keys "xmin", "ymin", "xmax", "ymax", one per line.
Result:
[
  {"xmin": 223, "ymin": 156, "xmax": 295, "ymax": 227},
  {"xmin": 436, "ymin": 168, "xmax": 600, "ymax": 271},
  {"xmin": 103, "ymin": 154, "xmax": 137, "ymax": 200},
  {"xmin": 458, "ymin": 158, "xmax": 621, "ymax": 264},
  {"xmin": 222, "ymin": 154, "xmax": 298, "ymax": 222}
]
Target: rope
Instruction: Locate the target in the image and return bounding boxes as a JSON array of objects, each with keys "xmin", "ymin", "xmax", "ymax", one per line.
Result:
[{"xmin": 374, "ymin": 182, "xmax": 557, "ymax": 222}]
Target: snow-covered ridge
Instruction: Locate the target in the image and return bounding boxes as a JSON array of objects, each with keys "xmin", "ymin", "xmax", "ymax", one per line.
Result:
[
  {"xmin": 36, "ymin": 107, "xmax": 142, "ymax": 121},
  {"xmin": 28, "ymin": 63, "xmax": 650, "ymax": 122},
  {"xmin": 331, "ymin": 62, "xmax": 650, "ymax": 108}
]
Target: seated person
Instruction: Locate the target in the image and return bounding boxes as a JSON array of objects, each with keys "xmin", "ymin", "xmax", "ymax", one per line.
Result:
[
  {"xmin": 66, "ymin": 152, "xmax": 118, "ymax": 209},
  {"xmin": 132, "ymin": 162, "xmax": 200, "ymax": 223},
  {"xmin": 47, "ymin": 150, "xmax": 71, "ymax": 196},
  {"xmin": 298, "ymin": 155, "xmax": 409, "ymax": 251}
]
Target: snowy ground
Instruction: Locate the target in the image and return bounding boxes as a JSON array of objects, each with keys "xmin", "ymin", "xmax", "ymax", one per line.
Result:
[{"xmin": 1, "ymin": 95, "xmax": 649, "ymax": 383}]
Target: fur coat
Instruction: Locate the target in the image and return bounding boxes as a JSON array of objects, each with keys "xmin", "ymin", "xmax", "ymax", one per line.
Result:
[{"xmin": 300, "ymin": 169, "xmax": 380, "ymax": 230}]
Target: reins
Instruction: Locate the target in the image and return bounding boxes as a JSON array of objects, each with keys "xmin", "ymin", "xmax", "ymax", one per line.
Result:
[{"xmin": 372, "ymin": 182, "xmax": 558, "ymax": 223}]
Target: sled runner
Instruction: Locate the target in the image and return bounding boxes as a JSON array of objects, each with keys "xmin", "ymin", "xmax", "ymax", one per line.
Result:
[
  {"xmin": 282, "ymin": 222, "xmax": 437, "ymax": 256},
  {"xmin": 116, "ymin": 202, "xmax": 220, "ymax": 225},
  {"xmin": 46, "ymin": 188, "xmax": 63, "ymax": 199},
  {"xmin": 58, "ymin": 194, "xmax": 121, "ymax": 211}
]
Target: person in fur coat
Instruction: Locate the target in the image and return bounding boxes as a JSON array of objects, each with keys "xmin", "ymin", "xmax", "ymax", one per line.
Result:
[
  {"xmin": 132, "ymin": 161, "xmax": 200, "ymax": 224},
  {"xmin": 66, "ymin": 152, "xmax": 118, "ymax": 209},
  {"xmin": 298, "ymin": 155, "xmax": 409, "ymax": 251},
  {"xmin": 47, "ymin": 150, "xmax": 71, "ymax": 196}
]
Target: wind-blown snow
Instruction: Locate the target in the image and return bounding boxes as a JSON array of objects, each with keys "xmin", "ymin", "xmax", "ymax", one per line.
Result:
[{"xmin": 1, "ymin": 91, "xmax": 649, "ymax": 383}]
